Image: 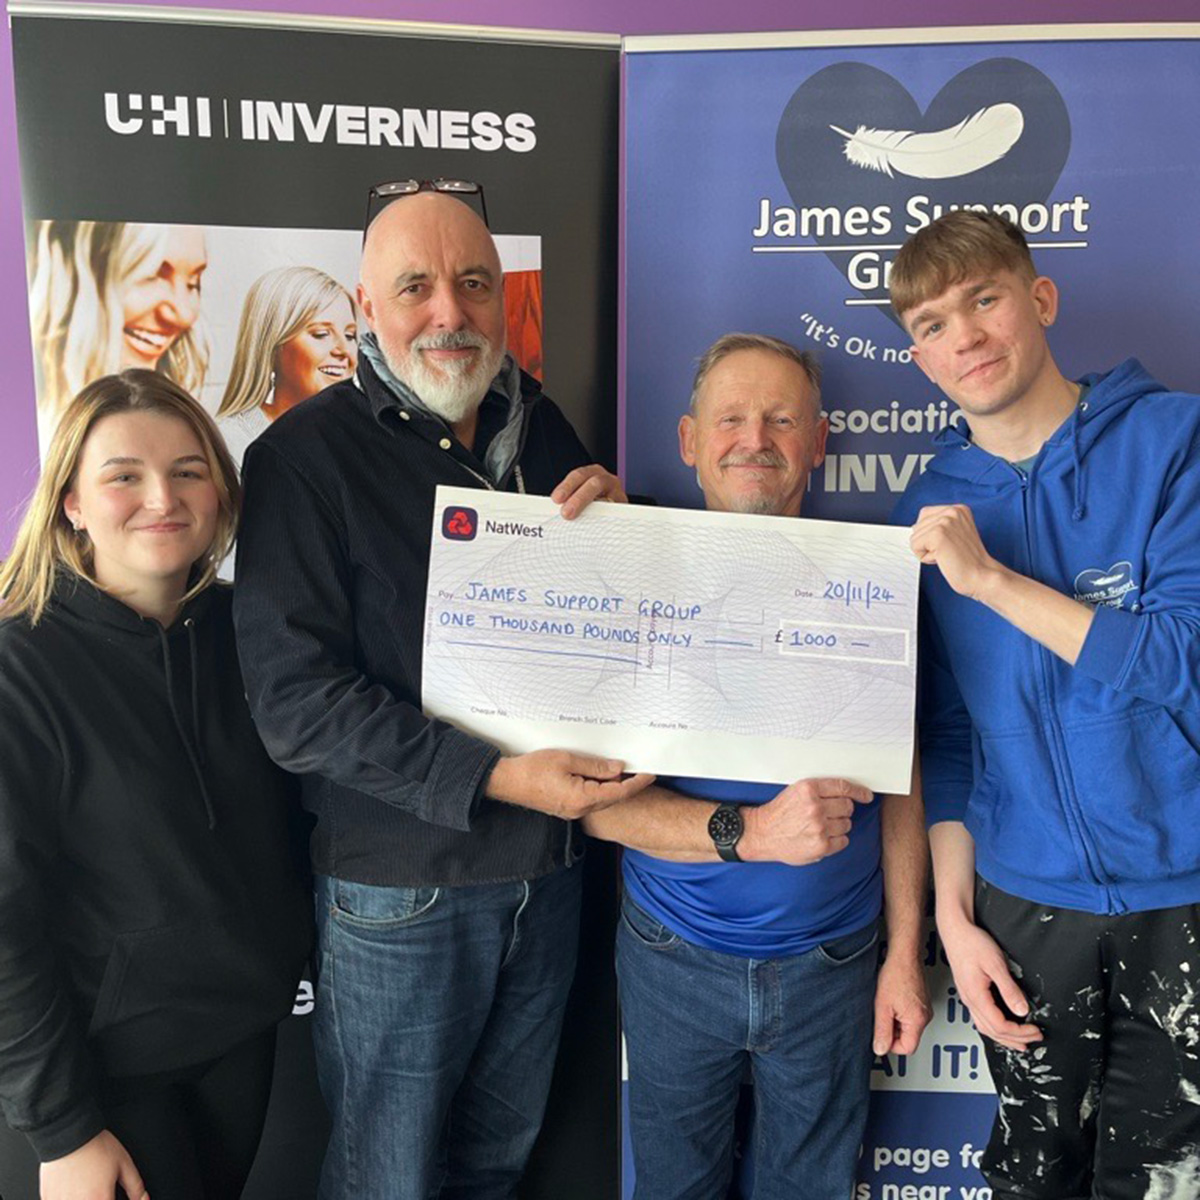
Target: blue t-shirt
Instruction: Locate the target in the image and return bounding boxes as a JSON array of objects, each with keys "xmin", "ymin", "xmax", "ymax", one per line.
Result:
[{"xmin": 622, "ymin": 775, "xmax": 882, "ymax": 959}]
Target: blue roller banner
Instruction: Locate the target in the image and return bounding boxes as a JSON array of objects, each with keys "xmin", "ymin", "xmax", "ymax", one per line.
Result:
[
  {"xmin": 622, "ymin": 30, "xmax": 1200, "ymax": 1200},
  {"xmin": 625, "ymin": 33, "xmax": 1200, "ymax": 524}
]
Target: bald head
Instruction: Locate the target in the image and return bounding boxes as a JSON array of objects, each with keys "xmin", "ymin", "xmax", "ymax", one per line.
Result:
[
  {"xmin": 361, "ymin": 192, "xmax": 500, "ymax": 297},
  {"xmin": 358, "ymin": 191, "xmax": 507, "ymax": 423}
]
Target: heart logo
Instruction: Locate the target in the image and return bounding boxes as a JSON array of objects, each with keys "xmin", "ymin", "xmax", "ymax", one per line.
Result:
[
  {"xmin": 775, "ymin": 58, "xmax": 1072, "ymax": 326},
  {"xmin": 442, "ymin": 506, "xmax": 478, "ymax": 540},
  {"xmin": 1074, "ymin": 561, "xmax": 1138, "ymax": 607}
]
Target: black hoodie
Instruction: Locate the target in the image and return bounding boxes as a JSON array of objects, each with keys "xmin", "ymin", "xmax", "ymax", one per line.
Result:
[{"xmin": 0, "ymin": 575, "xmax": 312, "ymax": 1161}]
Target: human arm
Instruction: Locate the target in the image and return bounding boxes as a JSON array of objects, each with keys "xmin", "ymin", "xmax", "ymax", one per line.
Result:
[
  {"xmin": 872, "ymin": 763, "xmax": 932, "ymax": 1056},
  {"xmin": 233, "ymin": 440, "xmax": 497, "ymax": 830},
  {"xmin": 930, "ymin": 820, "xmax": 1041, "ymax": 1051},
  {"xmin": 234, "ymin": 442, "xmax": 643, "ymax": 826},
  {"xmin": 0, "ymin": 665, "xmax": 106, "ymax": 1164},
  {"xmin": 486, "ymin": 751, "xmax": 654, "ymax": 819},
  {"xmin": 582, "ymin": 776, "xmax": 873, "ymax": 864},
  {"xmin": 39, "ymin": 1131, "xmax": 147, "ymax": 1200},
  {"xmin": 1071, "ymin": 428, "xmax": 1200, "ymax": 711},
  {"xmin": 912, "ymin": 437, "xmax": 1200, "ymax": 711},
  {"xmin": 912, "ymin": 602, "xmax": 1040, "ymax": 1050},
  {"xmin": 910, "ymin": 504, "xmax": 1093, "ymax": 665}
]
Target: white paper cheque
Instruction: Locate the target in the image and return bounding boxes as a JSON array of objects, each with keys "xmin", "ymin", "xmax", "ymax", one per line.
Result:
[{"xmin": 422, "ymin": 486, "xmax": 919, "ymax": 792}]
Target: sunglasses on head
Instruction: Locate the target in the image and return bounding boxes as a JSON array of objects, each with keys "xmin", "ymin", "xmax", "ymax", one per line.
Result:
[{"xmin": 362, "ymin": 179, "xmax": 489, "ymax": 240}]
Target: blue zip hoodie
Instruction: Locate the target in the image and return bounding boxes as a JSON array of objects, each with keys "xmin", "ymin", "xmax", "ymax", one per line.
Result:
[{"xmin": 893, "ymin": 359, "xmax": 1200, "ymax": 915}]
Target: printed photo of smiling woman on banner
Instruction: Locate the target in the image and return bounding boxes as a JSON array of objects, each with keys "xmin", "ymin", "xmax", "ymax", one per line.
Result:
[
  {"xmin": 5, "ymin": 7, "xmax": 619, "ymax": 1200},
  {"xmin": 25, "ymin": 219, "xmax": 546, "ymax": 469},
  {"xmin": 27, "ymin": 221, "xmax": 210, "ymax": 451}
]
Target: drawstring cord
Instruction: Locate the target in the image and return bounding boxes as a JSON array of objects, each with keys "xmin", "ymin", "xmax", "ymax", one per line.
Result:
[
  {"xmin": 1071, "ymin": 401, "xmax": 1088, "ymax": 521},
  {"xmin": 157, "ymin": 620, "xmax": 218, "ymax": 830},
  {"xmin": 185, "ymin": 619, "xmax": 205, "ymax": 767}
]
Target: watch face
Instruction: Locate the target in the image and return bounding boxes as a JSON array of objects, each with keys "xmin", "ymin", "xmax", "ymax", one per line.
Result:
[{"xmin": 709, "ymin": 805, "xmax": 743, "ymax": 846}]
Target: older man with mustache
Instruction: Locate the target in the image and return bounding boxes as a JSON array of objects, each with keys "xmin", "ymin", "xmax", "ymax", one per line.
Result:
[
  {"xmin": 583, "ymin": 333, "xmax": 930, "ymax": 1200},
  {"xmin": 233, "ymin": 185, "xmax": 651, "ymax": 1200}
]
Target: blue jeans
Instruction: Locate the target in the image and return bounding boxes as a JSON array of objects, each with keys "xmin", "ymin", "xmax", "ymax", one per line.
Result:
[
  {"xmin": 617, "ymin": 895, "xmax": 877, "ymax": 1200},
  {"xmin": 313, "ymin": 866, "xmax": 581, "ymax": 1200}
]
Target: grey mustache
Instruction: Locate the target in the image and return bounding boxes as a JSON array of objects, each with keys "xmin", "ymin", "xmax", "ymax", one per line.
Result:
[
  {"xmin": 414, "ymin": 331, "xmax": 487, "ymax": 351},
  {"xmin": 719, "ymin": 452, "xmax": 785, "ymax": 468}
]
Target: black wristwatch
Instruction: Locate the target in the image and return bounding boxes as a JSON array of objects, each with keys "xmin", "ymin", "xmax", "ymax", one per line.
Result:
[{"xmin": 708, "ymin": 803, "xmax": 744, "ymax": 863}]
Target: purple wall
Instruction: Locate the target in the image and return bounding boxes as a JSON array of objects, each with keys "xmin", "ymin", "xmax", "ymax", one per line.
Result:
[{"xmin": 1, "ymin": 0, "xmax": 1194, "ymax": 548}]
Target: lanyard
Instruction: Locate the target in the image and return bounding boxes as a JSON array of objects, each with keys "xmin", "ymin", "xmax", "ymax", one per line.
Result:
[{"xmin": 454, "ymin": 459, "xmax": 526, "ymax": 495}]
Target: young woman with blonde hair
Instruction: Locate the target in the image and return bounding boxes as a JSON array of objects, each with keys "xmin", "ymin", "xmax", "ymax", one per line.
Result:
[
  {"xmin": 217, "ymin": 265, "xmax": 357, "ymax": 463},
  {"xmin": 0, "ymin": 370, "xmax": 310, "ymax": 1199}
]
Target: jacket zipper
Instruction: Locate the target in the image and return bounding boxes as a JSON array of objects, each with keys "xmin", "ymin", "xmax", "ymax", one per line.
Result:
[{"xmin": 1020, "ymin": 466, "xmax": 1123, "ymax": 913}]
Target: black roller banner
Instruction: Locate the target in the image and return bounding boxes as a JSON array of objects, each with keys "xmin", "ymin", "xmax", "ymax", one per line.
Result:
[{"xmin": 4, "ymin": 10, "xmax": 620, "ymax": 1199}]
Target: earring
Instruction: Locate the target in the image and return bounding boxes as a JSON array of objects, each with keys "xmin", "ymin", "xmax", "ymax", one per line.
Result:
[{"xmin": 264, "ymin": 370, "xmax": 277, "ymax": 407}]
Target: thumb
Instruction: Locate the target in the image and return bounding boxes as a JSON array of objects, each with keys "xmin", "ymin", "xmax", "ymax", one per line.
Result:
[
  {"xmin": 566, "ymin": 753, "xmax": 624, "ymax": 780},
  {"xmin": 991, "ymin": 961, "xmax": 1031, "ymax": 1018},
  {"xmin": 117, "ymin": 1149, "xmax": 148, "ymax": 1200}
]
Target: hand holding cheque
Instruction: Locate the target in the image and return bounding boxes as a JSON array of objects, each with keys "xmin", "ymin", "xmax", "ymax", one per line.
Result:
[
  {"xmin": 739, "ymin": 776, "xmax": 875, "ymax": 864},
  {"xmin": 486, "ymin": 748, "xmax": 654, "ymax": 820},
  {"xmin": 423, "ymin": 487, "xmax": 919, "ymax": 793}
]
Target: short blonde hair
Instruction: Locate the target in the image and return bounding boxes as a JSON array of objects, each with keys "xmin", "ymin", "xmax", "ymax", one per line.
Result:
[
  {"xmin": 27, "ymin": 221, "xmax": 210, "ymax": 419},
  {"xmin": 0, "ymin": 371, "xmax": 240, "ymax": 625},
  {"xmin": 890, "ymin": 211, "xmax": 1035, "ymax": 324},
  {"xmin": 218, "ymin": 266, "xmax": 355, "ymax": 417},
  {"xmin": 691, "ymin": 333, "xmax": 822, "ymax": 415}
]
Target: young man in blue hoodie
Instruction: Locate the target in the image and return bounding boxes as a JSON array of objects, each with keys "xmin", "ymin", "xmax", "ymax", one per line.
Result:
[{"xmin": 890, "ymin": 210, "xmax": 1200, "ymax": 1200}]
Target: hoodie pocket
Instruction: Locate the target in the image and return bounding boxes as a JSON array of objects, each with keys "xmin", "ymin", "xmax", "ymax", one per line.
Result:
[
  {"xmin": 1065, "ymin": 707, "xmax": 1200, "ymax": 882},
  {"xmin": 967, "ymin": 730, "xmax": 1087, "ymax": 885},
  {"xmin": 88, "ymin": 943, "xmax": 133, "ymax": 1035},
  {"xmin": 87, "ymin": 910, "xmax": 298, "ymax": 1071}
]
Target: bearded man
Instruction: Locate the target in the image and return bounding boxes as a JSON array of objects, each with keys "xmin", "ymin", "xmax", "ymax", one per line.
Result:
[{"xmin": 233, "ymin": 184, "xmax": 650, "ymax": 1200}]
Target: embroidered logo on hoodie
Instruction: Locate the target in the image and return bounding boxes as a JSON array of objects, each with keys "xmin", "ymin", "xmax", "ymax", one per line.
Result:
[{"xmin": 1074, "ymin": 561, "xmax": 1139, "ymax": 608}]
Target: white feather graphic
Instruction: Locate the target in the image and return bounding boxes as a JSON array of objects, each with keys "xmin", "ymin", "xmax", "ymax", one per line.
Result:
[{"xmin": 830, "ymin": 103, "xmax": 1024, "ymax": 180}]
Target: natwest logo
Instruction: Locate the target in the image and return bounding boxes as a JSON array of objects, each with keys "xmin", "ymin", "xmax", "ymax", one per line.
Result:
[{"xmin": 441, "ymin": 506, "xmax": 478, "ymax": 541}]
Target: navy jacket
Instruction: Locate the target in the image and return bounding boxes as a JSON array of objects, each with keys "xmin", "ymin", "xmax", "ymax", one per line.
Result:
[{"xmin": 233, "ymin": 357, "xmax": 593, "ymax": 886}]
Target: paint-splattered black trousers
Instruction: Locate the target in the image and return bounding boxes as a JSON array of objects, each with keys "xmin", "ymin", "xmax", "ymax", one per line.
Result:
[{"xmin": 974, "ymin": 878, "xmax": 1200, "ymax": 1200}]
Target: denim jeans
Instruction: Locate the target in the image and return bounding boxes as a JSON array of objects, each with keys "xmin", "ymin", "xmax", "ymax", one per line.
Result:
[
  {"xmin": 312, "ymin": 866, "xmax": 581, "ymax": 1200},
  {"xmin": 617, "ymin": 894, "xmax": 877, "ymax": 1200}
]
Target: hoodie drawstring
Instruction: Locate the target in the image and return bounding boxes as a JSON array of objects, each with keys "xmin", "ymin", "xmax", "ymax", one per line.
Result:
[
  {"xmin": 184, "ymin": 619, "xmax": 205, "ymax": 767},
  {"xmin": 1071, "ymin": 405, "xmax": 1088, "ymax": 521},
  {"xmin": 157, "ymin": 622, "xmax": 218, "ymax": 831}
]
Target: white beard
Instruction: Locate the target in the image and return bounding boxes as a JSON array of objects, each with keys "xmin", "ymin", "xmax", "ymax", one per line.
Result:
[{"xmin": 387, "ymin": 330, "xmax": 506, "ymax": 425}]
